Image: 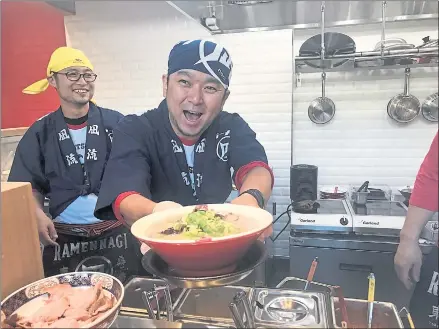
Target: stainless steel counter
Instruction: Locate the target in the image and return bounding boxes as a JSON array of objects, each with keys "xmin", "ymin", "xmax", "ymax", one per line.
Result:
[
  {"xmin": 110, "ymin": 315, "xmax": 228, "ymax": 328},
  {"xmin": 110, "ymin": 316, "xmax": 181, "ymax": 328}
]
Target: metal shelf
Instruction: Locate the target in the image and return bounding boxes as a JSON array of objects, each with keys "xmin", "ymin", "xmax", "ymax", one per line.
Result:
[{"xmin": 295, "ymin": 61, "xmax": 438, "ymax": 74}]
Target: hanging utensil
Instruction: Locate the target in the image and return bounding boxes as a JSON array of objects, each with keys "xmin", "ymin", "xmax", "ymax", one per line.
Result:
[
  {"xmin": 308, "ymin": 72, "xmax": 336, "ymax": 124},
  {"xmin": 229, "ymin": 291, "xmax": 255, "ymax": 328},
  {"xmin": 332, "ymin": 285, "xmax": 351, "ymax": 329},
  {"xmin": 308, "ymin": 2, "xmax": 335, "ymax": 125},
  {"xmin": 367, "ymin": 273, "xmax": 376, "ymax": 329},
  {"xmin": 141, "ymin": 291, "xmax": 156, "ymax": 320},
  {"xmin": 417, "ymin": 36, "xmax": 439, "ymax": 64},
  {"xmin": 299, "ymin": 1, "xmax": 355, "ymax": 69},
  {"xmin": 399, "ymin": 307, "xmax": 416, "ymax": 329},
  {"xmin": 421, "ymin": 92, "xmax": 438, "ymax": 122},
  {"xmin": 154, "ymin": 284, "xmax": 174, "ymax": 322},
  {"xmin": 387, "ymin": 68, "xmax": 420, "ymax": 123},
  {"xmin": 376, "ymin": 1, "xmax": 413, "ymax": 65},
  {"xmin": 304, "ymin": 257, "xmax": 319, "ymax": 290},
  {"xmin": 357, "ymin": 181, "xmax": 370, "ymax": 193},
  {"xmin": 380, "ymin": 1, "xmax": 386, "ymax": 60}
]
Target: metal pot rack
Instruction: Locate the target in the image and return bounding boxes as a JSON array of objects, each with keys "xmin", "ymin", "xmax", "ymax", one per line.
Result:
[{"xmin": 295, "ymin": 1, "xmax": 439, "ymax": 74}]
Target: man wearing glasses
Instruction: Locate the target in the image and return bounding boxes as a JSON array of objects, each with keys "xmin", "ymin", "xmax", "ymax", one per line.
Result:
[{"xmin": 8, "ymin": 47, "xmax": 145, "ymax": 283}]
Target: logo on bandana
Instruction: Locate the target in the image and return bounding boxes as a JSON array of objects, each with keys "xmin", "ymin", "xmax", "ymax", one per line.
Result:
[{"xmin": 182, "ymin": 39, "xmax": 233, "ymax": 89}]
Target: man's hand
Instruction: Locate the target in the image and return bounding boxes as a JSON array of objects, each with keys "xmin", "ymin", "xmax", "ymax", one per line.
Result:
[
  {"xmin": 394, "ymin": 238, "xmax": 423, "ymax": 290},
  {"xmin": 231, "ymin": 194, "xmax": 273, "ymax": 241},
  {"xmin": 37, "ymin": 213, "xmax": 58, "ymax": 246},
  {"xmin": 140, "ymin": 201, "xmax": 183, "ymax": 255}
]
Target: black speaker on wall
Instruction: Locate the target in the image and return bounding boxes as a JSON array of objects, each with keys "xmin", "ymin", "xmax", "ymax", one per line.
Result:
[{"xmin": 290, "ymin": 164, "xmax": 318, "ymax": 202}]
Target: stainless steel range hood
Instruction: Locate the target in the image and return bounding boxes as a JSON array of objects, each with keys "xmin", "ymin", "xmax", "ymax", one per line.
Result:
[{"xmin": 167, "ymin": 0, "xmax": 438, "ymax": 34}]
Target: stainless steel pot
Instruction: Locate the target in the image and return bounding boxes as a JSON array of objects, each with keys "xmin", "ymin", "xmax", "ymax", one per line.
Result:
[
  {"xmin": 421, "ymin": 92, "xmax": 438, "ymax": 122},
  {"xmin": 387, "ymin": 68, "xmax": 420, "ymax": 123},
  {"xmin": 308, "ymin": 72, "xmax": 336, "ymax": 124}
]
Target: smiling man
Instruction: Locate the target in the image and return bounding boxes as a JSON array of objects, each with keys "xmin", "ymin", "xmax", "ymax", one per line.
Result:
[
  {"xmin": 8, "ymin": 47, "xmax": 147, "ymax": 282},
  {"xmin": 95, "ymin": 39, "xmax": 274, "ymax": 231}
]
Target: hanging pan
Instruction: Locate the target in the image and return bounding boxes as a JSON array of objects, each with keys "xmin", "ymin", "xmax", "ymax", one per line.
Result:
[
  {"xmin": 308, "ymin": 72, "xmax": 335, "ymax": 124},
  {"xmin": 299, "ymin": 1, "xmax": 355, "ymax": 69},
  {"xmin": 421, "ymin": 92, "xmax": 438, "ymax": 122},
  {"xmin": 387, "ymin": 68, "xmax": 420, "ymax": 123}
]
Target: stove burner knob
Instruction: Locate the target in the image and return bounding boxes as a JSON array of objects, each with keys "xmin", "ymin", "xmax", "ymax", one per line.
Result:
[{"xmin": 340, "ymin": 217, "xmax": 349, "ymax": 226}]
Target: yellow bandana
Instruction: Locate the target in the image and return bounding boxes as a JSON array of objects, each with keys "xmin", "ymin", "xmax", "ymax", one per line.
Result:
[{"xmin": 22, "ymin": 47, "xmax": 94, "ymax": 95}]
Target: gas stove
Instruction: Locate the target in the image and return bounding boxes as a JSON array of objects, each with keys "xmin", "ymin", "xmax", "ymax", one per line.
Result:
[
  {"xmin": 290, "ymin": 199, "xmax": 353, "ymax": 233},
  {"xmin": 347, "ymin": 200, "xmax": 408, "ymax": 237}
]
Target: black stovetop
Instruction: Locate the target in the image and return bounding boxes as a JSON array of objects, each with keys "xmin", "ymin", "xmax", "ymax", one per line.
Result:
[{"xmin": 350, "ymin": 200, "xmax": 407, "ymax": 216}]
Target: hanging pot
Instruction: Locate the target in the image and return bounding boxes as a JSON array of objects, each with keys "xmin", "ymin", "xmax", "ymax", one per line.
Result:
[
  {"xmin": 308, "ymin": 72, "xmax": 335, "ymax": 124},
  {"xmin": 299, "ymin": 32, "xmax": 356, "ymax": 69},
  {"xmin": 387, "ymin": 68, "xmax": 420, "ymax": 123},
  {"xmin": 421, "ymin": 92, "xmax": 438, "ymax": 122}
]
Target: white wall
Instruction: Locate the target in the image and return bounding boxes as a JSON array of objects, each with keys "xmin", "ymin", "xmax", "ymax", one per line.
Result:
[
  {"xmin": 65, "ymin": 1, "xmax": 438, "ymax": 257},
  {"xmin": 65, "ymin": 1, "xmax": 211, "ymax": 112}
]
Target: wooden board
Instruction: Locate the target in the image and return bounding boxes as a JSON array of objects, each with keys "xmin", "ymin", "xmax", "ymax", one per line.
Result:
[
  {"xmin": 1, "ymin": 182, "xmax": 44, "ymax": 299},
  {"xmin": 1, "ymin": 127, "xmax": 28, "ymax": 137}
]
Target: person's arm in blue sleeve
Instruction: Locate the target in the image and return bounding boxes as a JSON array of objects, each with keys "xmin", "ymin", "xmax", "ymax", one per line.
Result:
[
  {"xmin": 8, "ymin": 127, "xmax": 58, "ymax": 245},
  {"xmin": 227, "ymin": 114, "xmax": 274, "ymax": 207},
  {"xmin": 94, "ymin": 115, "xmax": 158, "ymax": 225}
]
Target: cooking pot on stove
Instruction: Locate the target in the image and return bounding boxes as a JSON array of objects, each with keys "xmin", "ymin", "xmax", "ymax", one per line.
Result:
[{"xmin": 399, "ymin": 187, "xmax": 412, "ymax": 206}]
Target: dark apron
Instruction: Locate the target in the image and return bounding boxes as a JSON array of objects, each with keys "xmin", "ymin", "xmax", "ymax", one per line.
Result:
[
  {"xmin": 42, "ymin": 224, "xmax": 150, "ymax": 284},
  {"xmin": 410, "ymin": 247, "xmax": 439, "ymax": 328}
]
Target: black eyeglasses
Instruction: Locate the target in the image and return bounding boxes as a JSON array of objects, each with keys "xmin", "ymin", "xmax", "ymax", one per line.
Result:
[{"xmin": 52, "ymin": 71, "xmax": 97, "ymax": 82}]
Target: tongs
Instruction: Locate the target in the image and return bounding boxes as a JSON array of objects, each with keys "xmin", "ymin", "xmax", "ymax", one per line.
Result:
[
  {"xmin": 229, "ymin": 291, "xmax": 255, "ymax": 328},
  {"xmin": 141, "ymin": 284, "xmax": 174, "ymax": 322}
]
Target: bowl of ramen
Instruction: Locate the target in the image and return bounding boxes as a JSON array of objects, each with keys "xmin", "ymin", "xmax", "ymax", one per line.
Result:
[
  {"xmin": 0, "ymin": 272, "xmax": 124, "ymax": 328},
  {"xmin": 131, "ymin": 204, "xmax": 273, "ymax": 277}
]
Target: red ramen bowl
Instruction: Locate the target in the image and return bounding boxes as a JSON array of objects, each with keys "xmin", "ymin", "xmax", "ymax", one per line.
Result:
[{"xmin": 131, "ymin": 204, "xmax": 273, "ymax": 277}]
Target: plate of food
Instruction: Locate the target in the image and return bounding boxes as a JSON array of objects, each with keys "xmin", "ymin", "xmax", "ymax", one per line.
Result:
[
  {"xmin": 131, "ymin": 204, "xmax": 273, "ymax": 277},
  {"xmin": 1, "ymin": 272, "xmax": 124, "ymax": 328}
]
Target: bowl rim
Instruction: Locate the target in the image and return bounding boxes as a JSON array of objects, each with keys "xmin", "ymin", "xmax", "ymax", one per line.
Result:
[
  {"xmin": 0, "ymin": 271, "xmax": 125, "ymax": 328},
  {"xmin": 131, "ymin": 203, "xmax": 273, "ymax": 245}
]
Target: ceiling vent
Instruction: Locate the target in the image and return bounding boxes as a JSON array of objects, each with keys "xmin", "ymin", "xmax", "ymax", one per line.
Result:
[{"xmin": 227, "ymin": 0, "xmax": 273, "ymax": 6}]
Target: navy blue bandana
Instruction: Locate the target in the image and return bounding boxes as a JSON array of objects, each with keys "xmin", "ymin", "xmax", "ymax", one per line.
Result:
[{"xmin": 167, "ymin": 39, "xmax": 233, "ymax": 89}]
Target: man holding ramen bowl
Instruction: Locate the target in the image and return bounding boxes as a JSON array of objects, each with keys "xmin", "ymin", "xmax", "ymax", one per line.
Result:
[{"xmin": 94, "ymin": 39, "xmax": 274, "ymax": 252}]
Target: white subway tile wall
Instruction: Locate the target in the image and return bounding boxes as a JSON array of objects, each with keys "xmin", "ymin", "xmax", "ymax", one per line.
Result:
[{"xmin": 65, "ymin": 1, "xmax": 438, "ymax": 256}]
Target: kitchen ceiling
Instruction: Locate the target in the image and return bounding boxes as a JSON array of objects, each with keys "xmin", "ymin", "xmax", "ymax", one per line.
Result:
[{"xmin": 167, "ymin": 0, "xmax": 438, "ymax": 34}]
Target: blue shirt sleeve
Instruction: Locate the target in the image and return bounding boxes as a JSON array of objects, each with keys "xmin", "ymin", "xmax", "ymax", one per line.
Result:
[
  {"xmin": 95, "ymin": 115, "xmax": 152, "ymax": 220},
  {"xmin": 227, "ymin": 114, "xmax": 269, "ymax": 180},
  {"xmin": 8, "ymin": 126, "xmax": 50, "ymax": 195}
]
